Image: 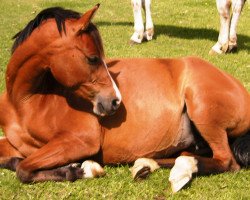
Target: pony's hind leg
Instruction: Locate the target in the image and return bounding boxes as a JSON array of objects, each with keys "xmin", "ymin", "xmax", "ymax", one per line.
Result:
[
  {"xmin": 228, "ymin": 0, "xmax": 245, "ymax": 52},
  {"xmin": 130, "ymin": 0, "xmax": 144, "ymax": 44},
  {"xmin": 168, "ymin": 78, "xmax": 249, "ymax": 192},
  {"xmin": 168, "ymin": 127, "xmax": 240, "ymax": 193}
]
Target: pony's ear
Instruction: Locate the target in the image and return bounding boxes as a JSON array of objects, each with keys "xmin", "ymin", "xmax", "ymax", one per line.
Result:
[{"xmin": 76, "ymin": 4, "xmax": 100, "ymax": 33}]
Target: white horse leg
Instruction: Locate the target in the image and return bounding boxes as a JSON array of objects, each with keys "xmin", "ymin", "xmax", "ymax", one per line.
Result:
[
  {"xmin": 143, "ymin": 0, "xmax": 154, "ymax": 41},
  {"xmin": 228, "ymin": 0, "xmax": 245, "ymax": 52},
  {"xmin": 210, "ymin": 0, "xmax": 231, "ymax": 54},
  {"xmin": 130, "ymin": 0, "xmax": 144, "ymax": 44}
]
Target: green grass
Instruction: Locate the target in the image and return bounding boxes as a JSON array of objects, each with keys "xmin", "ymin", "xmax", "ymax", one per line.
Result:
[{"xmin": 0, "ymin": 0, "xmax": 249, "ymax": 199}]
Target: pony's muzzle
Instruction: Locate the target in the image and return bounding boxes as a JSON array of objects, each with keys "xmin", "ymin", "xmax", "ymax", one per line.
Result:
[{"xmin": 94, "ymin": 96, "xmax": 121, "ymax": 116}]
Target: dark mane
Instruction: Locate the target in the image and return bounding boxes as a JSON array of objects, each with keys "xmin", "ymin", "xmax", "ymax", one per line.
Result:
[{"xmin": 11, "ymin": 7, "xmax": 81, "ymax": 54}]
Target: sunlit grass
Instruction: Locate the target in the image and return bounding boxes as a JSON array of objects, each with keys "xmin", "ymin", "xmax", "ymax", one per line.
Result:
[{"xmin": 0, "ymin": 0, "xmax": 249, "ymax": 199}]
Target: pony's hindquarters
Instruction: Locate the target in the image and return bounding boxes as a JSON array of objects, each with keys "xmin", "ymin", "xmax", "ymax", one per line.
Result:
[
  {"xmin": 167, "ymin": 57, "xmax": 250, "ymax": 192},
  {"xmin": 183, "ymin": 57, "xmax": 250, "ymax": 171}
]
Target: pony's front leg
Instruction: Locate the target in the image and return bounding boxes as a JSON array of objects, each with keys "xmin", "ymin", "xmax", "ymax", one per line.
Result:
[
  {"xmin": 143, "ymin": 0, "xmax": 154, "ymax": 41},
  {"xmin": 0, "ymin": 137, "xmax": 24, "ymax": 171},
  {"xmin": 210, "ymin": 0, "xmax": 231, "ymax": 54},
  {"xmin": 228, "ymin": 0, "xmax": 245, "ymax": 52},
  {"xmin": 15, "ymin": 131, "xmax": 101, "ymax": 183},
  {"xmin": 130, "ymin": 0, "xmax": 144, "ymax": 44}
]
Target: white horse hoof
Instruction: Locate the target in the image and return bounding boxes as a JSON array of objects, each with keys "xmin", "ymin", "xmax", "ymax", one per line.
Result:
[
  {"xmin": 81, "ymin": 160, "xmax": 105, "ymax": 178},
  {"xmin": 169, "ymin": 156, "xmax": 198, "ymax": 193},
  {"xmin": 130, "ymin": 158, "xmax": 160, "ymax": 180},
  {"xmin": 227, "ymin": 45, "xmax": 238, "ymax": 53},
  {"xmin": 209, "ymin": 49, "xmax": 222, "ymax": 55},
  {"xmin": 209, "ymin": 42, "xmax": 229, "ymax": 55},
  {"xmin": 130, "ymin": 32, "xmax": 143, "ymax": 44},
  {"xmin": 144, "ymin": 28, "xmax": 154, "ymax": 41}
]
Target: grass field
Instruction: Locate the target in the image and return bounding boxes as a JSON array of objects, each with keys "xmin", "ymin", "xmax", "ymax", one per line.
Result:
[{"xmin": 0, "ymin": 0, "xmax": 249, "ymax": 199}]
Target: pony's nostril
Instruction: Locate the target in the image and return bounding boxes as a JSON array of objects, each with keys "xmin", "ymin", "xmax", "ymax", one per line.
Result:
[{"xmin": 111, "ymin": 99, "xmax": 120, "ymax": 110}]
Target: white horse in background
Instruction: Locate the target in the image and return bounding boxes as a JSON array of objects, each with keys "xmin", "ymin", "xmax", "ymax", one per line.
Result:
[{"xmin": 130, "ymin": 0, "xmax": 246, "ymax": 54}]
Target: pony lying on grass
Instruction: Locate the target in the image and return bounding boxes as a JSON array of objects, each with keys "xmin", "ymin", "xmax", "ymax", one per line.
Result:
[
  {"xmin": 0, "ymin": 4, "xmax": 249, "ymax": 193},
  {"xmin": 130, "ymin": 0, "xmax": 246, "ymax": 54}
]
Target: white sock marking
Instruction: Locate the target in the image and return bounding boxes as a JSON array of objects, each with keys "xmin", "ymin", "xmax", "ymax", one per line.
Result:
[
  {"xmin": 169, "ymin": 156, "xmax": 198, "ymax": 193},
  {"xmin": 81, "ymin": 160, "xmax": 105, "ymax": 178},
  {"xmin": 130, "ymin": 158, "xmax": 160, "ymax": 179}
]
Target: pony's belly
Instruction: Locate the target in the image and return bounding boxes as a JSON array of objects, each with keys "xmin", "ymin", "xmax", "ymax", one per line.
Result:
[{"xmin": 102, "ymin": 113, "xmax": 194, "ymax": 164}]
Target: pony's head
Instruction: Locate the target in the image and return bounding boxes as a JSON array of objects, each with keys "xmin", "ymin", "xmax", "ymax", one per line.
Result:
[{"xmin": 10, "ymin": 4, "xmax": 121, "ymax": 116}]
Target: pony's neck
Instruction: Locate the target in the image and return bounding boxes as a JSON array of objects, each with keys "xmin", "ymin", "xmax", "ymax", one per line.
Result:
[
  {"xmin": 6, "ymin": 22, "xmax": 62, "ymax": 103},
  {"xmin": 6, "ymin": 52, "xmax": 46, "ymax": 102},
  {"xmin": 6, "ymin": 41, "xmax": 92, "ymax": 113}
]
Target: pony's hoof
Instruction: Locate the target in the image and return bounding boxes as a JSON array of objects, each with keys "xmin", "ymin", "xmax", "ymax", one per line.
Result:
[
  {"xmin": 60, "ymin": 163, "xmax": 84, "ymax": 182},
  {"xmin": 227, "ymin": 45, "xmax": 238, "ymax": 53},
  {"xmin": 209, "ymin": 42, "xmax": 229, "ymax": 55},
  {"xmin": 130, "ymin": 32, "xmax": 143, "ymax": 45},
  {"xmin": 169, "ymin": 156, "xmax": 198, "ymax": 193},
  {"xmin": 209, "ymin": 49, "xmax": 221, "ymax": 55},
  {"xmin": 144, "ymin": 28, "xmax": 154, "ymax": 41},
  {"xmin": 129, "ymin": 40, "xmax": 141, "ymax": 45},
  {"xmin": 81, "ymin": 160, "xmax": 105, "ymax": 178},
  {"xmin": 170, "ymin": 174, "xmax": 191, "ymax": 193},
  {"xmin": 134, "ymin": 166, "xmax": 151, "ymax": 180},
  {"xmin": 130, "ymin": 158, "xmax": 160, "ymax": 180}
]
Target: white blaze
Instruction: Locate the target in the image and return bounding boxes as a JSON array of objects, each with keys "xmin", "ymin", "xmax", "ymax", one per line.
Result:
[{"xmin": 103, "ymin": 61, "xmax": 122, "ymax": 104}]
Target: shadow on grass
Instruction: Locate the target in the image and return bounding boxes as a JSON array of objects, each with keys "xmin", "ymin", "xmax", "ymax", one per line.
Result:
[{"xmin": 96, "ymin": 21, "xmax": 250, "ymax": 52}]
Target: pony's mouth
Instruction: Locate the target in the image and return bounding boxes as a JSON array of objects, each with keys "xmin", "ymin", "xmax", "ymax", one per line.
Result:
[
  {"xmin": 97, "ymin": 102, "xmax": 106, "ymax": 116},
  {"xmin": 93, "ymin": 100, "xmax": 119, "ymax": 117}
]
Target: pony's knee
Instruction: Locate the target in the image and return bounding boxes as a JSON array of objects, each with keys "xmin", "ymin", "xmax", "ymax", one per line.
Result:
[
  {"xmin": 16, "ymin": 159, "xmax": 37, "ymax": 183},
  {"xmin": 16, "ymin": 166, "xmax": 34, "ymax": 183},
  {"xmin": 232, "ymin": 0, "xmax": 245, "ymax": 13},
  {"xmin": 0, "ymin": 137, "xmax": 23, "ymax": 157},
  {"xmin": 216, "ymin": 0, "xmax": 231, "ymax": 17},
  {"xmin": 131, "ymin": 0, "xmax": 142, "ymax": 10}
]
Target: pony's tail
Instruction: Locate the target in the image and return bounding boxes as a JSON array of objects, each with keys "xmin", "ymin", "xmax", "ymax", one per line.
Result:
[{"xmin": 231, "ymin": 132, "xmax": 250, "ymax": 168}]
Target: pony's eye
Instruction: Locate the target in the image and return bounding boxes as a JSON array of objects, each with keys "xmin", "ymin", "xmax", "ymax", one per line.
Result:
[{"xmin": 87, "ymin": 56, "xmax": 100, "ymax": 65}]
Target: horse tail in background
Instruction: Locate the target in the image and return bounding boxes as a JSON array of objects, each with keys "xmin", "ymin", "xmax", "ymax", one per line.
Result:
[{"xmin": 232, "ymin": 132, "xmax": 250, "ymax": 168}]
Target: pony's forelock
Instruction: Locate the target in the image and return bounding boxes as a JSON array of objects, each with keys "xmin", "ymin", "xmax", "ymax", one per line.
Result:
[{"xmin": 83, "ymin": 23, "xmax": 105, "ymax": 57}]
